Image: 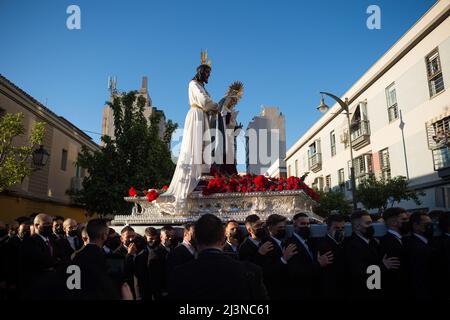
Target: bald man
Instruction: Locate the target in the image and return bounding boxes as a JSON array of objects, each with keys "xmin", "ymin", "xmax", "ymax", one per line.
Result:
[
  {"xmin": 54, "ymin": 218, "xmax": 82, "ymax": 262},
  {"xmin": 18, "ymin": 213, "xmax": 57, "ymax": 297}
]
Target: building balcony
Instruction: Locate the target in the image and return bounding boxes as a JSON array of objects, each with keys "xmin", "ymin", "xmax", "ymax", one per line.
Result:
[
  {"xmin": 308, "ymin": 153, "xmax": 322, "ymax": 173},
  {"xmin": 350, "ymin": 120, "xmax": 371, "ymax": 150}
]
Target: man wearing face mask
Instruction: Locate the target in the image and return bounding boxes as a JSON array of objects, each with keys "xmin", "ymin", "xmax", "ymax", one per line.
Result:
[
  {"xmin": 223, "ymin": 220, "xmax": 241, "ymax": 259},
  {"xmin": 114, "ymin": 225, "xmax": 138, "ymax": 298},
  {"xmin": 150, "ymin": 225, "xmax": 177, "ymax": 300},
  {"xmin": 54, "ymin": 218, "xmax": 83, "ymax": 262},
  {"xmin": 19, "ymin": 213, "xmax": 57, "ymax": 298},
  {"xmin": 239, "ymin": 215, "xmax": 270, "ymax": 264},
  {"xmin": 167, "ymin": 223, "xmax": 196, "ymax": 277},
  {"xmin": 315, "ymin": 214, "xmax": 347, "ymax": 299},
  {"xmin": 405, "ymin": 212, "xmax": 439, "ymax": 300},
  {"xmin": 344, "ymin": 210, "xmax": 381, "ymax": 300},
  {"xmin": 3, "ymin": 220, "xmax": 31, "ymax": 299},
  {"xmin": 134, "ymin": 227, "xmax": 161, "ymax": 300},
  {"xmin": 379, "ymin": 207, "xmax": 409, "ymax": 299},
  {"xmin": 258, "ymin": 214, "xmax": 296, "ymax": 300},
  {"xmin": 51, "ymin": 216, "xmax": 65, "ymax": 241},
  {"xmin": 285, "ymin": 213, "xmax": 333, "ymax": 300}
]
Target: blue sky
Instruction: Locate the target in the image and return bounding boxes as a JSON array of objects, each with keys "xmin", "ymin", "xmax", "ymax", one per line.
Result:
[{"xmin": 0, "ymin": 0, "xmax": 436, "ymax": 164}]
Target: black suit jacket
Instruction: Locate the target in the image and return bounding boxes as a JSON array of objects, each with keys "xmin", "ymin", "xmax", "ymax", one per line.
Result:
[
  {"xmin": 405, "ymin": 235, "xmax": 440, "ymax": 299},
  {"xmin": 379, "ymin": 232, "xmax": 408, "ymax": 299},
  {"xmin": 166, "ymin": 243, "xmax": 195, "ymax": 276},
  {"xmin": 257, "ymin": 237, "xmax": 287, "ymax": 300},
  {"xmin": 54, "ymin": 236, "xmax": 83, "ymax": 262},
  {"xmin": 3, "ymin": 235, "xmax": 23, "ymax": 286},
  {"xmin": 315, "ymin": 235, "xmax": 346, "ymax": 299},
  {"xmin": 134, "ymin": 245, "xmax": 169, "ymax": 300},
  {"xmin": 344, "ymin": 234, "xmax": 381, "ymax": 300},
  {"xmin": 113, "ymin": 245, "xmax": 137, "ymax": 295},
  {"xmin": 168, "ymin": 248, "xmax": 268, "ymax": 300},
  {"xmin": 223, "ymin": 242, "xmax": 239, "ymax": 260},
  {"xmin": 70, "ymin": 244, "xmax": 121, "ymax": 300},
  {"xmin": 285, "ymin": 234, "xmax": 317, "ymax": 300},
  {"xmin": 238, "ymin": 237, "xmax": 261, "ymax": 264},
  {"xmin": 19, "ymin": 234, "xmax": 57, "ymax": 294},
  {"xmin": 433, "ymin": 234, "xmax": 450, "ymax": 299}
]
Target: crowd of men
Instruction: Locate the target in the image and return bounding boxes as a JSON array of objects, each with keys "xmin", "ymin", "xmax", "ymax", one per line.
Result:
[{"xmin": 0, "ymin": 208, "xmax": 449, "ymax": 300}]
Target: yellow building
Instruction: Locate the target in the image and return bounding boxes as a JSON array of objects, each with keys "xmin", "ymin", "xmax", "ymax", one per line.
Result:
[{"xmin": 0, "ymin": 74, "xmax": 100, "ymax": 223}]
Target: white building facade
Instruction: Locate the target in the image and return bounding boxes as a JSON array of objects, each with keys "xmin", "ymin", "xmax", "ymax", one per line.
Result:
[
  {"xmin": 246, "ymin": 107, "xmax": 286, "ymax": 175},
  {"xmin": 285, "ymin": 1, "xmax": 450, "ymax": 211}
]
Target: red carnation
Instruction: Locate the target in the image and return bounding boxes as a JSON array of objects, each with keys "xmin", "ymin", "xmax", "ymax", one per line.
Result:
[
  {"xmin": 162, "ymin": 185, "xmax": 169, "ymax": 191},
  {"xmin": 147, "ymin": 189, "xmax": 159, "ymax": 202},
  {"xmin": 277, "ymin": 184, "xmax": 283, "ymax": 191},
  {"xmin": 128, "ymin": 187, "xmax": 137, "ymax": 197}
]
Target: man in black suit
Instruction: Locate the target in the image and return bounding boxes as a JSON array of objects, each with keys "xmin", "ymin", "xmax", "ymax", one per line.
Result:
[
  {"xmin": 285, "ymin": 213, "xmax": 332, "ymax": 300},
  {"xmin": 435, "ymin": 211, "xmax": 450, "ymax": 299},
  {"xmin": 315, "ymin": 213, "xmax": 346, "ymax": 299},
  {"xmin": 54, "ymin": 218, "xmax": 83, "ymax": 263},
  {"xmin": 223, "ymin": 220, "xmax": 240, "ymax": 259},
  {"xmin": 405, "ymin": 212, "xmax": 439, "ymax": 299},
  {"xmin": 4, "ymin": 220, "xmax": 31, "ymax": 299},
  {"xmin": 134, "ymin": 227, "xmax": 164, "ymax": 300},
  {"xmin": 258, "ymin": 214, "xmax": 296, "ymax": 300},
  {"xmin": 51, "ymin": 215, "xmax": 65, "ymax": 241},
  {"xmin": 0, "ymin": 220, "xmax": 8, "ymax": 299},
  {"xmin": 70, "ymin": 218, "xmax": 125, "ymax": 300},
  {"xmin": 344, "ymin": 210, "xmax": 383, "ymax": 300},
  {"xmin": 239, "ymin": 214, "xmax": 263, "ymax": 263},
  {"xmin": 168, "ymin": 214, "xmax": 268, "ymax": 300},
  {"xmin": 19, "ymin": 213, "xmax": 58, "ymax": 298},
  {"xmin": 151, "ymin": 225, "xmax": 176, "ymax": 299},
  {"xmin": 167, "ymin": 223, "xmax": 196, "ymax": 276},
  {"xmin": 113, "ymin": 225, "xmax": 138, "ymax": 298},
  {"xmin": 379, "ymin": 207, "xmax": 409, "ymax": 299}
]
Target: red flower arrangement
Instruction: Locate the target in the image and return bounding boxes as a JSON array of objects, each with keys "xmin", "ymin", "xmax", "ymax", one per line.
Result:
[
  {"xmin": 201, "ymin": 174, "xmax": 320, "ymax": 202},
  {"xmin": 128, "ymin": 187, "xmax": 137, "ymax": 197},
  {"xmin": 127, "ymin": 185, "xmax": 170, "ymax": 202}
]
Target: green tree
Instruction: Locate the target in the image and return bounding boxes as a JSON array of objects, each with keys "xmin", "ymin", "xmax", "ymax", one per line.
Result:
[
  {"xmin": 71, "ymin": 91, "xmax": 177, "ymax": 216},
  {"xmin": 356, "ymin": 175, "xmax": 424, "ymax": 213},
  {"xmin": 0, "ymin": 112, "xmax": 45, "ymax": 192},
  {"xmin": 314, "ymin": 189, "xmax": 352, "ymax": 217}
]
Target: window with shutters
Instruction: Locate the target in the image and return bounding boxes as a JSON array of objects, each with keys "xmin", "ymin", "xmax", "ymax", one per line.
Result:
[
  {"xmin": 385, "ymin": 83, "xmax": 399, "ymax": 122},
  {"xmin": 425, "ymin": 49, "xmax": 445, "ymax": 97},
  {"xmin": 379, "ymin": 148, "xmax": 391, "ymax": 180},
  {"xmin": 348, "ymin": 154, "xmax": 373, "ymax": 185},
  {"xmin": 330, "ymin": 130, "xmax": 336, "ymax": 157}
]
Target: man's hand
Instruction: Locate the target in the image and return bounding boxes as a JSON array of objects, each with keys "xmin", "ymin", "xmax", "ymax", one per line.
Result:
[
  {"xmin": 317, "ymin": 251, "xmax": 334, "ymax": 267},
  {"xmin": 121, "ymin": 283, "xmax": 134, "ymax": 300},
  {"xmin": 282, "ymin": 243, "xmax": 298, "ymax": 261},
  {"xmin": 258, "ymin": 241, "xmax": 274, "ymax": 256},
  {"xmin": 127, "ymin": 243, "xmax": 137, "ymax": 255},
  {"xmin": 382, "ymin": 254, "xmax": 400, "ymax": 270}
]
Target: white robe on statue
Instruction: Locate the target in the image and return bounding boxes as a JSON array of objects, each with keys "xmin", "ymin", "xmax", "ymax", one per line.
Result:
[{"xmin": 160, "ymin": 80, "xmax": 217, "ymax": 215}]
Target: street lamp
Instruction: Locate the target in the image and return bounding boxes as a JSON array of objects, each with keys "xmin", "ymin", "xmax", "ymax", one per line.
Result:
[
  {"xmin": 32, "ymin": 145, "xmax": 50, "ymax": 169},
  {"xmin": 317, "ymin": 92, "xmax": 358, "ymax": 210}
]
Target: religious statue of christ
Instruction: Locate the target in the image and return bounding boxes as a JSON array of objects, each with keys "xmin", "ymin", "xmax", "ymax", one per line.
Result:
[{"xmin": 160, "ymin": 50, "xmax": 217, "ymax": 214}]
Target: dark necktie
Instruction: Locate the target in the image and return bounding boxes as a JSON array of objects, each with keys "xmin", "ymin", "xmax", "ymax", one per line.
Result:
[
  {"xmin": 46, "ymin": 239, "xmax": 53, "ymax": 256},
  {"xmin": 304, "ymin": 240, "xmax": 313, "ymax": 260}
]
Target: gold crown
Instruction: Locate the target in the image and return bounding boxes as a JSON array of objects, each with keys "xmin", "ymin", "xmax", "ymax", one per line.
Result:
[
  {"xmin": 227, "ymin": 81, "xmax": 244, "ymax": 100},
  {"xmin": 200, "ymin": 49, "xmax": 212, "ymax": 66}
]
